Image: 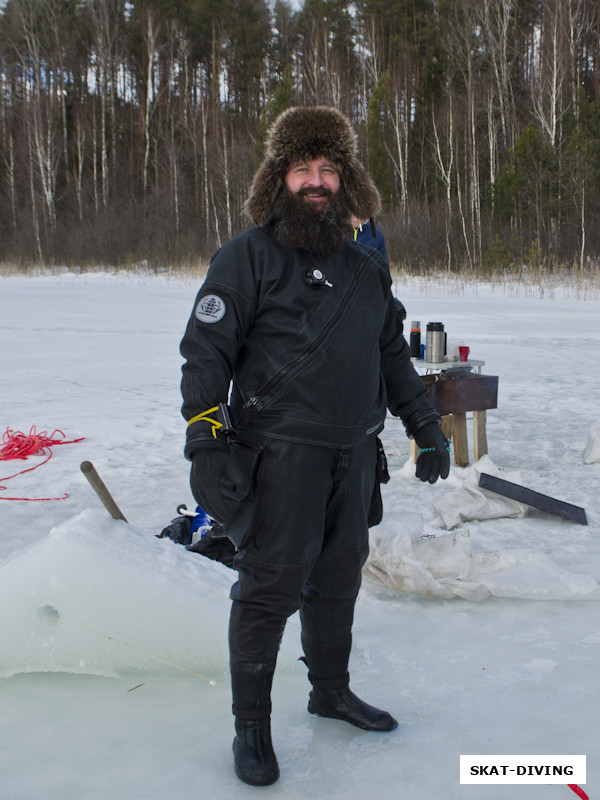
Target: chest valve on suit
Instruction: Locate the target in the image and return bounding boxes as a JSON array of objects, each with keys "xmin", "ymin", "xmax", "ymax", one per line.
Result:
[{"xmin": 304, "ymin": 268, "xmax": 333, "ymax": 289}]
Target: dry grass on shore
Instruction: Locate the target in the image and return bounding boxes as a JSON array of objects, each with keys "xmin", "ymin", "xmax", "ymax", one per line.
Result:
[{"xmin": 1, "ymin": 258, "xmax": 598, "ymax": 299}]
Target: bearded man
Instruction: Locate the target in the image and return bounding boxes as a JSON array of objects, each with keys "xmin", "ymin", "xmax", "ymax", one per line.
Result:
[{"xmin": 180, "ymin": 106, "xmax": 450, "ymax": 787}]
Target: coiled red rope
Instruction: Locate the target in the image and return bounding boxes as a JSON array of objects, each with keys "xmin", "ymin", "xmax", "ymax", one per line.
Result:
[{"xmin": 0, "ymin": 426, "xmax": 84, "ymax": 501}]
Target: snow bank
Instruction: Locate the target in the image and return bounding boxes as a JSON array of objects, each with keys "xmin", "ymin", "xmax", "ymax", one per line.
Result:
[{"xmin": 0, "ymin": 509, "xmax": 234, "ymax": 679}]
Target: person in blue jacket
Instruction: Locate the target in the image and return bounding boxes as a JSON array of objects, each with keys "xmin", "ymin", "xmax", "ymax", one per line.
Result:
[
  {"xmin": 351, "ymin": 214, "xmax": 388, "ymax": 262},
  {"xmin": 180, "ymin": 106, "xmax": 450, "ymax": 787}
]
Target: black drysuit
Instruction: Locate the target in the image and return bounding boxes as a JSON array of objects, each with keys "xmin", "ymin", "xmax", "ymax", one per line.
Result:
[{"xmin": 180, "ymin": 221, "xmax": 434, "ymax": 716}]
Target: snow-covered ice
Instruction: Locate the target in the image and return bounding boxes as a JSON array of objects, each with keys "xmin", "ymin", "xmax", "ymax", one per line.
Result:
[{"xmin": 0, "ymin": 272, "xmax": 598, "ymax": 799}]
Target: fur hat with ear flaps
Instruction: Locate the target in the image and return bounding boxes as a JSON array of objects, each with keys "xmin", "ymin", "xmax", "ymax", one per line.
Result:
[{"xmin": 244, "ymin": 106, "xmax": 381, "ymax": 225}]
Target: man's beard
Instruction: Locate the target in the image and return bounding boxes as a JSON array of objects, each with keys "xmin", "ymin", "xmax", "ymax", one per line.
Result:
[{"xmin": 272, "ymin": 187, "xmax": 352, "ymax": 255}]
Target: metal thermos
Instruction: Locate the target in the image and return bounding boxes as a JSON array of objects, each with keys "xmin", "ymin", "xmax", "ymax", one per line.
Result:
[
  {"xmin": 425, "ymin": 322, "xmax": 446, "ymax": 363},
  {"xmin": 410, "ymin": 321, "xmax": 421, "ymax": 359}
]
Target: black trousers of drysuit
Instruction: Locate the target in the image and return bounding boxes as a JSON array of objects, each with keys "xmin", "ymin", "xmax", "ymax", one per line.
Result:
[{"xmin": 226, "ymin": 434, "xmax": 377, "ymax": 721}]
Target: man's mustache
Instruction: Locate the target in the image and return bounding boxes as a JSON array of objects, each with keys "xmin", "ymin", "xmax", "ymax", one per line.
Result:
[{"xmin": 298, "ymin": 186, "xmax": 333, "ymax": 198}]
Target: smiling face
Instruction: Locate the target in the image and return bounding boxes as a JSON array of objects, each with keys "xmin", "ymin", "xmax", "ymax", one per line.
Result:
[
  {"xmin": 284, "ymin": 157, "xmax": 341, "ymax": 212},
  {"xmin": 273, "ymin": 157, "xmax": 351, "ymax": 255}
]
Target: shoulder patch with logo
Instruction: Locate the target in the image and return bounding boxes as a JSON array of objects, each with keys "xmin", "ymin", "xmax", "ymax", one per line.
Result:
[{"xmin": 195, "ymin": 294, "xmax": 226, "ymax": 323}]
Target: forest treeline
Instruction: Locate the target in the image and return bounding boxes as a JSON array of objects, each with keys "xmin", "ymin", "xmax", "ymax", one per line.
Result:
[{"xmin": 1, "ymin": 0, "xmax": 599, "ymax": 273}]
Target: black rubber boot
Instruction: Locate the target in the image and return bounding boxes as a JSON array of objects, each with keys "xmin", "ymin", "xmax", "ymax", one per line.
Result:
[
  {"xmin": 307, "ymin": 678, "xmax": 398, "ymax": 732},
  {"xmin": 300, "ymin": 636, "xmax": 398, "ymax": 732},
  {"xmin": 229, "ymin": 609, "xmax": 282, "ymax": 788},
  {"xmin": 233, "ymin": 717, "xmax": 280, "ymax": 786}
]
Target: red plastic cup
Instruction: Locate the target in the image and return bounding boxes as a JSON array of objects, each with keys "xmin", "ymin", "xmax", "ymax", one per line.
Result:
[{"xmin": 459, "ymin": 346, "xmax": 470, "ymax": 362}]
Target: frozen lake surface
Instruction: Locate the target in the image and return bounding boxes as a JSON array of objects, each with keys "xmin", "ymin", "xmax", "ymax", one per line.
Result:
[{"xmin": 1, "ymin": 272, "xmax": 598, "ymax": 799}]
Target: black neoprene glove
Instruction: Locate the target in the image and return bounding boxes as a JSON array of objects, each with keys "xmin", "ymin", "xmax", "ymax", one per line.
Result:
[
  {"xmin": 190, "ymin": 440, "xmax": 231, "ymax": 523},
  {"xmin": 413, "ymin": 422, "xmax": 451, "ymax": 484}
]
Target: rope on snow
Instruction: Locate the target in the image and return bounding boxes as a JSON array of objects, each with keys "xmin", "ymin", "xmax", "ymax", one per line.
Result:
[
  {"xmin": 568, "ymin": 785, "xmax": 589, "ymax": 800},
  {"xmin": 41, "ymin": 605, "xmax": 219, "ymax": 684},
  {"xmin": 0, "ymin": 425, "xmax": 84, "ymax": 501}
]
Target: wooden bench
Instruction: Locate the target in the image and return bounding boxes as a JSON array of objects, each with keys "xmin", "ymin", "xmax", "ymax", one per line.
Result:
[{"xmin": 410, "ymin": 370, "xmax": 499, "ymax": 467}]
